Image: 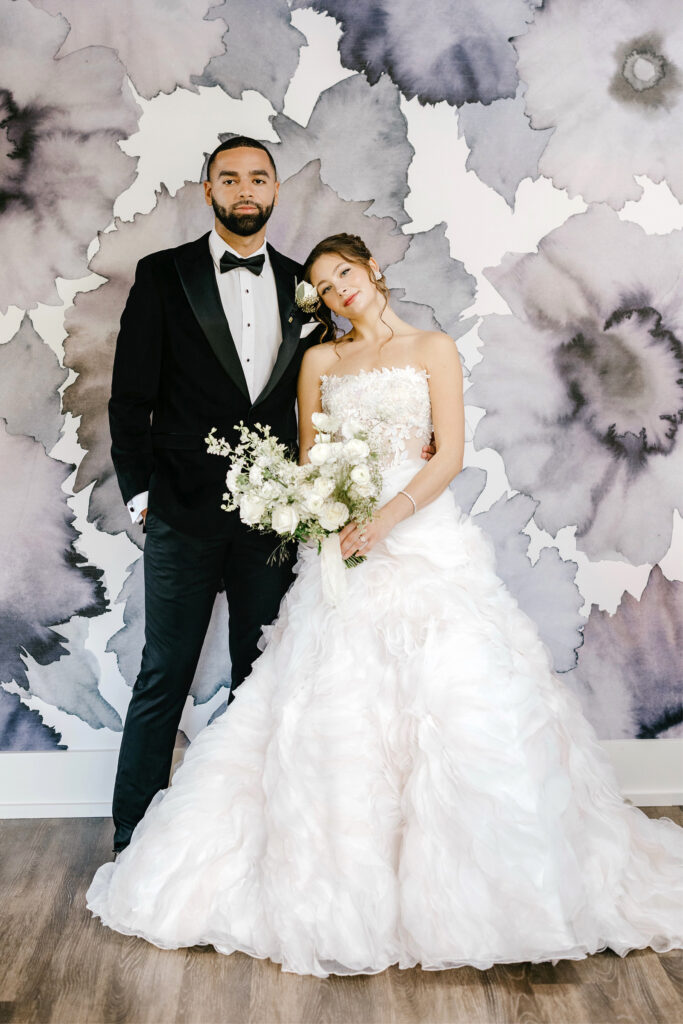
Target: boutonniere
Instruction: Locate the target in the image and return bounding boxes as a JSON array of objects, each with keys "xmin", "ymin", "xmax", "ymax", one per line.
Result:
[{"xmin": 294, "ymin": 278, "xmax": 320, "ymax": 313}]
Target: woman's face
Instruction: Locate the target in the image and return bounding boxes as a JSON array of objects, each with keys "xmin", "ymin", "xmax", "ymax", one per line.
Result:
[{"xmin": 309, "ymin": 252, "xmax": 381, "ymax": 318}]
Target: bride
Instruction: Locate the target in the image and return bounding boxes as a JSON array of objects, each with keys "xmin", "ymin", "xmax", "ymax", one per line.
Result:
[{"xmin": 88, "ymin": 233, "xmax": 683, "ymax": 976}]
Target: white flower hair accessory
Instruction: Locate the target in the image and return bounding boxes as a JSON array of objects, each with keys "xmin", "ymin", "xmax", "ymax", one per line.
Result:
[{"xmin": 295, "ymin": 278, "xmax": 320, "ymax": 313}]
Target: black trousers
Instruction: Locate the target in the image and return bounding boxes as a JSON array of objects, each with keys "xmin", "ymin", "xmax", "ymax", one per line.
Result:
[{"xmin": 111, "ymin": 510, "xmax": 294, "ymax": 851}]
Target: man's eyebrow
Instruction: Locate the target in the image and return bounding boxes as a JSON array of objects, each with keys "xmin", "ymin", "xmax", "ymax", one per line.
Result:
[{"xmin": 217, "ymin": 168, "xmax": 272, "ymax": 177}]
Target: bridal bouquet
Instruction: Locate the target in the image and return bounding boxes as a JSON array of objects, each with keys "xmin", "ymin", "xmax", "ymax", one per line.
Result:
[{"xmin": 206, "ymin": 413, "xmax": 382, "ymax": 570}]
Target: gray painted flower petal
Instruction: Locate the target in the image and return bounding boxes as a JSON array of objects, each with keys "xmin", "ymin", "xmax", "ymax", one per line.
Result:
[
  {"xmin": 452, "ymin": 466, "xmax": 583, "ymax": 671},
  {"xmin": 458, "ymin": 87, "xmax": 552, "ymax": 206},
  {"xmin": 106, "ymin": 556, "xmax": 145, "ymax": 689},
  {"xmin": 470, "ymin": 209, "xmax": 683, "ymax": 563},
  {"xmin": 63, "ymin": 184, "xmax": 211, "ymax": 539},
  {"xmin": 383, "ymin": 224, "xmax": 477, "ymax": 343},
  {"xmin": 22, "ymin": 618, "xmax": 121, "ymax": 731},
  {"xmin": 450, "ymin": 466, "xmax": 487, "ymax": 515},
  {"xmin": 267, "ymin": 160, "xmax": 409, "ymax": 267},
  {"xmin": 0, "ymin": 422, "xmax": 106, "ymax": 690},
  {"xmin": 33, "ymin": 0, "xmax": 227, "ymax": 100},
  {"xmin": 0, "ymin": 0, "xmax": 139, "ymax": 311},
  {"xmin": 272, "ymin": 74, "xmax": 413, "ymax": 224},
  {"xmin": 475, "ymin": 492, "xmax": 584, "ymax": 673},
  {"xmin": 293, "ymin": 0, "xmax": 540, "ymax": 106},
  {"xmin": 0, "ymin": 687, "xmax": 64, "ymax": 751},
  {"xmin": 0, "ymin": 316, "xmax": 67, "ymax": 450},
  {"xmin": 567, "ymin": 567, "xmax": 683, "ymax": 739},
  {"xmin": 196, "ymin": 0, "xmax": 304, "ymax": 112},
  {"xmin": 107, "ymin": 556, "xmax": 232, "ymax": 705},
  {"xmin": 515, "ymin": 0, "xmax": 683, "ymax": 206}
]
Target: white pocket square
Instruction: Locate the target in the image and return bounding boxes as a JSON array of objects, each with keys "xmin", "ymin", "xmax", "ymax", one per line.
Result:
[{"xmin": 300, "ymin": 322, "xmax": 318, "ymax": 338}]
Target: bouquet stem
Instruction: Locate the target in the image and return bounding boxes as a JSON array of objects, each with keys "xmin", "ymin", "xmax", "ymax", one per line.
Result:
[{"xmin": 344, "ymin": 555, "xmax": 366, "ymax": 568}]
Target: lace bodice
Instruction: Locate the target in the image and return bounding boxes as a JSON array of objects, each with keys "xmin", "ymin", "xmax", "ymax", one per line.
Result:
[{"xmin": 321, "ymin": 365, "xmax": 432, "ymax": 468}]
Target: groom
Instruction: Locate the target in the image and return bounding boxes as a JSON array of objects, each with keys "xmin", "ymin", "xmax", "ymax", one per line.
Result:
[{"xmin": 108, "ymin": 137, "xmax": 320, "ymax": 853}]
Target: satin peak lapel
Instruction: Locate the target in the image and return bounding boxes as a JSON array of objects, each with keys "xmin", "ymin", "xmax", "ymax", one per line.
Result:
[
  {"xmin": 174, "ymin": 236, "xmax": 250, "ymax": 402},
  {"xmin": 254, "ymin": 245, "xmax": 302, "ymax": 407}
]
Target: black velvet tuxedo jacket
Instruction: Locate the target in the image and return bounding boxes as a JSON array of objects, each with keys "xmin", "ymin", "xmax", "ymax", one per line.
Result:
[{"xmin": 109, "ymin": 233, "xmax": 319, "ymax": 537}]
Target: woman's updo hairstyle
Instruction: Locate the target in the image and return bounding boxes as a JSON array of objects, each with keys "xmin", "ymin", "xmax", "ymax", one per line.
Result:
[{"xmin": 302, "ymin": 233, "xmax": 390, "ymax": 344}]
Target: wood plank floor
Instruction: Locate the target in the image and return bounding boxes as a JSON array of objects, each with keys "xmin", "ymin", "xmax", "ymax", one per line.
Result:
[{"xmin": 1, "ymin": 809, "xmax": 681, "ymax": 1024}]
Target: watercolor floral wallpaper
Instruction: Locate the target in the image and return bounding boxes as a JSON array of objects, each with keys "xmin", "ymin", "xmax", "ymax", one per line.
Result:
[{"xmin": 0, "ymin": 0, "xmax": 681, "ymax": 752}]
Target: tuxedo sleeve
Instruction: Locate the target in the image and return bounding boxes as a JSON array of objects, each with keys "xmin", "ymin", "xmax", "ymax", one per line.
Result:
[{"xmin": 108, "ymin": 256, "xmax": 163, "ymax": 506}]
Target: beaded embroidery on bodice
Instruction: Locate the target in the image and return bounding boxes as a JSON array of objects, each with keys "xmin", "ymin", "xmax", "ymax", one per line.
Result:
[{"xmin": 321, "ymin": 365, "xmax": 433, "ymax": 469}]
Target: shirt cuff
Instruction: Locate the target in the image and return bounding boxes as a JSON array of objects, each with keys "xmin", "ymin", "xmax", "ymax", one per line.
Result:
[{"xmin": 127, "ymin": 491, "xmax": 149, "ymax": 524}]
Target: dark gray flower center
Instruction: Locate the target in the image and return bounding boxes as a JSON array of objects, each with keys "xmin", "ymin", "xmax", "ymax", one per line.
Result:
[
  {"xmin": 0, "ymin": 88, "xmax": 45, "ymax": 212},
  {"xmin": 555, "ymin": 307, "xmax": 683, "ymax": 467},
  {"xmin": 622, "ymin": 49, "xmax": 666, "ymax": 92},
  {"xmin": 609, "ymin": 34, "xmax": 681, "ymax": 109}
]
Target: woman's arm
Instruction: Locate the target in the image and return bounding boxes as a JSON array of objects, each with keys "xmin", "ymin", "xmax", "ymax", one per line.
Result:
[
  {"xmin": 340, "ymin": 334, "xmax": 464, "ymax": 558},
  {"xmin": 296, "ymin": 343, "xmax": 335, "ymax": 465}
]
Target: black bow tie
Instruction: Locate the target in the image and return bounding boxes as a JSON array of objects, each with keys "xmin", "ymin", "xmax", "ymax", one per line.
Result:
[{"xmin": 219, "ymin": 251, "xmax": 265, "ymax": 276}]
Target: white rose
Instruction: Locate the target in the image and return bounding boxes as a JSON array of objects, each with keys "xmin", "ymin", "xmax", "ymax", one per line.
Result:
[
  {"xmin": 353, "ymin": 483, "xmax": 374, "ymax": 498},
  {"xmin": 350, "ymin": 464, "xmax": 371, "ymax": 486},
  {"xmin": 304, "ymin": 492, "xmax": 326, "ymax": 515},
  {"xmin": 312, "ymin": 411, "xmax": 335, "ymax": 432},
  {"xmin": 341, "ymin": 418, "xmax": 363, "ymax": 439},
  {"xmin": 308, "ymin": 443, "xmax": 332, "ymax": 466},
  {"xmin": 239, "ymin": 493, "xmax": 266, "ymax": 525},
  {"xmin": 226, "ymin": 466, "xmax": 243, "ymax": 493},
  {"xmin": 261, "ymin": 479, "xmax": 283, "ymax": 501},
  {"xmin": 319, "ymin": 501, "xmax": 350, "ymax": 532},
  {"xmin": 343, "ymin": 438, "xmax": 370, "ymax": 461},
  {"xmin": 295, "ymin": 278, "xmax": 320, "ymax": 313},
  {"xmin": 271, "ymin": 504, "xmax": 300, "ymax": 535},
  {"xmin": 312, "ymin": 476, "xmax": 335, "ymax": 498}
]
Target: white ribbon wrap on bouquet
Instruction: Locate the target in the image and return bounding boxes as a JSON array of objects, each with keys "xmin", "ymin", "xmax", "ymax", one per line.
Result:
[{"xmin": 320, "ymin": 533, "xmax": 347, "ymax": 607}]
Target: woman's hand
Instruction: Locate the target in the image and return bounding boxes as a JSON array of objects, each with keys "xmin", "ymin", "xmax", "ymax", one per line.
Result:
[{"xmin": 338, "ymin": 504, "xmax": 403, "ymax": 559}]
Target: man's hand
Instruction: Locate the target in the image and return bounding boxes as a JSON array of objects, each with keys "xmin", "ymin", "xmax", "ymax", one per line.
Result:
[{"xmin": 421, "ymin": 433, "xmax": 436, "ymax": 461}]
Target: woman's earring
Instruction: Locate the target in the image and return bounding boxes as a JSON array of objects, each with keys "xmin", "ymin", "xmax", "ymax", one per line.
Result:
[{"xmin": 374, "ymin": 269, "xmax": 382, "ymax": 280}]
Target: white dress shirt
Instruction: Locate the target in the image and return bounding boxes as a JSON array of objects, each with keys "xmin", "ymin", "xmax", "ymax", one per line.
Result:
[
  {"xmin": 127, "ymin": 230, "xmax": 283, "ymax": 523},
  {"xmin": 208, "ymin": 229, "xmax": 282, "ymax": 401}
]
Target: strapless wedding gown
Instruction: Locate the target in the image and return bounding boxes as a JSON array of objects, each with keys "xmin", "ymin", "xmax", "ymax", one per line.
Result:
[{"xmin": 88, "ymin": 366, "xmax": 683, "ymax": 976}]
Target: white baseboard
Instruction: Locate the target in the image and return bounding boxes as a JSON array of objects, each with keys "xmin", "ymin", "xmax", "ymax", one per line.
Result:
[
  {"xmin": 0, "ymin": 750, "xmax": 119, "ymax": 818},
  {"xmin": 0, "ymin": 740, "xmax": 681, "ymax": 818},
  {"xmin": 602, "ymin": 738, "xmax": 683, "ymax": 806}
]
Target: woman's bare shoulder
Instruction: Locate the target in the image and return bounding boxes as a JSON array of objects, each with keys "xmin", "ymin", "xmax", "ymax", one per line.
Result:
[
  {"xmin": 300, "ymin": 339, "xmax": 340, "ymax": 377},
  {"xmin": 417, "ymin": 330, "xmax": 460, "ymax": 365},
  {"xmin": 400, "ymin": 329, "xmax": 459, "ymax": 369}
]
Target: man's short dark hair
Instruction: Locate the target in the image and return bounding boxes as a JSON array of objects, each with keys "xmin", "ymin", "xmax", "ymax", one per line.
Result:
[{"xmin": 205, "ymin": 136, "xmax": 278, "ymax": 181}]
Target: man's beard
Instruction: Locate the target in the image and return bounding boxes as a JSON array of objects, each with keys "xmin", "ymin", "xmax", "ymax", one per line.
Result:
[{"xmin": 212, "ymin": 197, "xmax": 275, "ymax": 236}]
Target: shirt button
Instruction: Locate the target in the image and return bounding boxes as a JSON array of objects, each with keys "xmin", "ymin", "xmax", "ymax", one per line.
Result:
[{"xmin": 247, "ymin": 323, "xmax": 251, "ymax": 327}]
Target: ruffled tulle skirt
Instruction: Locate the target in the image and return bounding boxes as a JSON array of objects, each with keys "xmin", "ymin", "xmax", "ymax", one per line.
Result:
[{"xmin": 87, "ymin": 460, "xmax": 683, "ymax": 976}]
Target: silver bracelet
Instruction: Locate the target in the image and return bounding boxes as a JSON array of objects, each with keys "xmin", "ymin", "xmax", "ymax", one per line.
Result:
[{"xmin": 398, "ymin": 489, "xmax": 417, "ymax": 515}]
